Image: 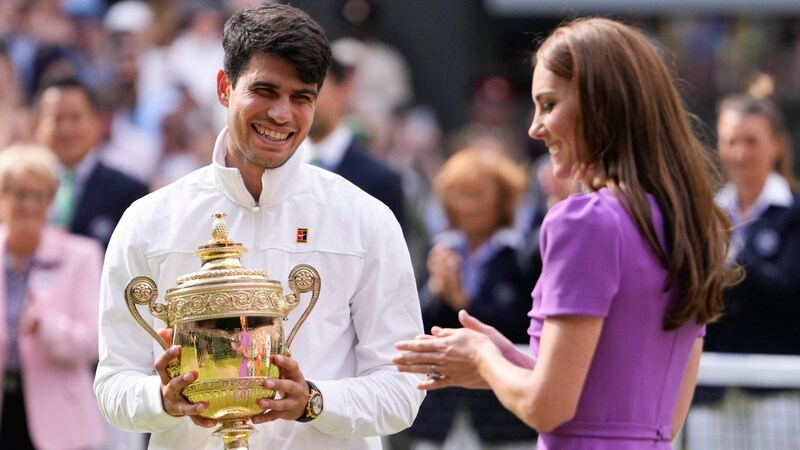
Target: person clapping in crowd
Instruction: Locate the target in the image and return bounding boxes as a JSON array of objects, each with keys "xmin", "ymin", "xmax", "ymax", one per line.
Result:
[
  {"xmin": 0, "ymin": 143, "xmax": 105, "ymax": 450},
  {"xmin": 408, "ymin": 147, "xmax": 538, "ymax": 450}
]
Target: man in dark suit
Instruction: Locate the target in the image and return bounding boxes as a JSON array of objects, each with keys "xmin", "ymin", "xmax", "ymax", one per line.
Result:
[
  {"xmin": 306, "ymin": 57, "xmax": 405, "ymax": 228},
  {"xmin": 34, "ymin": 78, "xmax": 149, "ymax": 249}
]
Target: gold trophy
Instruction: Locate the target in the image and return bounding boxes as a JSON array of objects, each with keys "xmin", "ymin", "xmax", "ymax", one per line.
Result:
[{"xmin": 125, "ymin": 212, "xmax": 320, "ymax": 450}]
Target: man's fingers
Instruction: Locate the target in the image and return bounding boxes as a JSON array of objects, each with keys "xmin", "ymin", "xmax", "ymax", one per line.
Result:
[
  {"xmin": 157, "ymin": 328, "xmax": 173, "ymax": 346},
  {"xmin": 270, "ymin": 354, "xmax": 301, "ymax": 380},
  {"xmin": 162, "ymin": 370, "xmax": 204, "ymax": 417},
  {"xmin": 252, "ymin": 396, "xmax": 303, "ymax": 423},
  {"xmin": 252, "ymin": 376, "xmax": 309, "ymax": 424},
  {"xmin": 252, "ymin": 409, "xmax": 281, "ymax": 424},
  {"xmin": 155, "ymin": 346, "xmax": 180, "ymax": 385},
  {"xmin": 188, "ymin": 414, "xmax": 218, "ymax": 428}
]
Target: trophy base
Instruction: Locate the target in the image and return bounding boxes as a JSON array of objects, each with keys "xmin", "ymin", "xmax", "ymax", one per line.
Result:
[{"xmin": 215, "ymin": 420, "xmax": 254, "ymax": 450}]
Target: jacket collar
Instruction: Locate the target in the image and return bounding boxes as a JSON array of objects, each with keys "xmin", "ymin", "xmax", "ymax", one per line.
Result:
[
  {"xmin": 0, "ymin": 225, "xmax": 64, "ymax": 269},
  {"xmin": 716, "ymin": 172, "xmax": 794, "ymax": 219},
  {"xmin": 210, "ymin": 127, "xmax": 307, "ymax": 209}
]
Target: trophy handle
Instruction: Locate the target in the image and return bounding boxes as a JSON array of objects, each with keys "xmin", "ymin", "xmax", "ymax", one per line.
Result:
[
  {"xmin": 125, "ymin": 276, "xmax": 170, "ymax": 350},
  {"xmin": 284, "ymin": 264, "xmax": 321, "ymax": 348}
]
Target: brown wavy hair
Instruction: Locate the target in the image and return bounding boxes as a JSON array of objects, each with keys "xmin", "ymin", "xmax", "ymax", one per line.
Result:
[{"xmin": 535, "ymin": 17, "xmax": 738, "ymax": 329}]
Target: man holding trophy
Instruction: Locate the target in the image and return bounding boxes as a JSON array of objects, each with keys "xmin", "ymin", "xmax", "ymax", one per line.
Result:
[{"xmin": 94, "ymin": 4, "xmax": 425, "ymax": 449}]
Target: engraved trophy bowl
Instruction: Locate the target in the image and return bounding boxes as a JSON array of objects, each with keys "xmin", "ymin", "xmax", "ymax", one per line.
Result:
[{"xmin": 125, "ymin": 212, "xmax": 321, "ymax": 450}]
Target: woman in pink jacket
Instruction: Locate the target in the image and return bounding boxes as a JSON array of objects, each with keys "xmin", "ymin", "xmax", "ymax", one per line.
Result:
[{"xmin": 0, "ymin": 143, "xmax": 105, "ymax": 450}]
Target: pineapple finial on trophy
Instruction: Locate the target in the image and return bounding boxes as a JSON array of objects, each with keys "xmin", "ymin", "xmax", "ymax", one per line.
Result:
[
  {"xmin": 211, "ymin": 212, "xmax": 229, "ymax": 243},
  {"xmin": 194, "ymin": 212, "xmax": 246, "ymax": 271}
]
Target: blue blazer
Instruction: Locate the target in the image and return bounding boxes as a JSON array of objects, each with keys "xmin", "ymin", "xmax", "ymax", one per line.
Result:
[
  {"xmin": 696, "ymin": 194, "xmax": 800, "ymax": 403},
  {"xmin": 333, "ymin": 140, "xmax": 405, "ymax": 230},
  {"xmin": 70, "ymin": 162, "xmax": 149, "ymax": 249}
]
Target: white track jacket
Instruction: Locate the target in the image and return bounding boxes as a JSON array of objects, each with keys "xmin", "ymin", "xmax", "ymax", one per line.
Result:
[{"xmin": 94, "ymin": 128, "xmax": 425, "ymax": 450}]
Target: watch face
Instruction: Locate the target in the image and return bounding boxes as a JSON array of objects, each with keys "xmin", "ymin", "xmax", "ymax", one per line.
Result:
[{"xmin": 310, "ymin": 392, "xmax": 323, "ymax": 415}]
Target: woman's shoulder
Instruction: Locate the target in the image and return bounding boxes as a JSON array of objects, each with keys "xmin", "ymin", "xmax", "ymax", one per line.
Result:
[{"xmin": 544, "ymin": 189, "xmax": 626, "ymax": 234}]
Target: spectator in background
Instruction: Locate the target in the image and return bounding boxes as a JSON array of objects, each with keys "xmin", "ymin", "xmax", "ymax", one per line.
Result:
[
  {"xmin": 150, "ymin": 84, "xmax": 215, "ymax": 191},
  {"xmin": 33, "ymin": 77, "xmax": 149, "ymax": 249},
  {"xmin": 0, "ymin": 43, "xmax": 34, "ymax": 148},
  {"xmin": 305, "ymin": 55, "xmax": 405, "ymax": 228},
  {"xmin": 687, "ymin": 82, "xmax": 800, "ymax": 450},
  {"xmin": 409, "ymin": 147, "xmax": 538, "ymax": 450},
  {"xmin": 0, "ymin": 143, "xmax": 105, "ymax": 450},
  {"xmin": 100, "ymin": 0, "xmax": 199, "ymax": 186},
  {"xmin": 167, "ymin": 1, "xmax": 226, "ymax": 132},
  {"xmin": 103, "ymin": 0, "xmax": 180, "ymax": 141},
  {"xmin": 94, "ymin": 45, "xmax": 162, "ymax": 185},
  {"xmin": 386, "ymin": 104, "xmax": 446, "ymax": 282},
  {"xmin": 331, "ymin": 0, "xmax": 415, "ymax": 154},
  {"xmin": 448, "ymin": 75, "xmax": 528, "ymax": 163}
]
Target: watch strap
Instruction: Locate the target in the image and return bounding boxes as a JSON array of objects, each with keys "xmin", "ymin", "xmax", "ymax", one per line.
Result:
[{"xmin": 295, "ymin": 380, "xmax": 322, "ymax": 422}]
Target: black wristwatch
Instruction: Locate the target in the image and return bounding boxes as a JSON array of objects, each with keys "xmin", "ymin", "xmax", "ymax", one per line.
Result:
[{"xmin": 296, "ymin": 381, "xmax": 323, "ymax": 422}]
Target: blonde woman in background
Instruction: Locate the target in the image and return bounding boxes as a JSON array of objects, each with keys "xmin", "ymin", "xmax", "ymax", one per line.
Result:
[
  {"xmin": 0, "ymin": 144, "xmax": 105, "ymax": 449},
  {"xmin": 408, "ymin": 147, "xmax": 539, "ymax": 450}
]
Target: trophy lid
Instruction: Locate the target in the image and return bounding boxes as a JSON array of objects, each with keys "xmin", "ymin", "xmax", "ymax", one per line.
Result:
[
  {"xmin": 175, "ymin": 212, "xmax": 267, "ymax": 283},
  {"xmin": 163, "ymin": 212, "xmax": 290, "ymax": 324}
]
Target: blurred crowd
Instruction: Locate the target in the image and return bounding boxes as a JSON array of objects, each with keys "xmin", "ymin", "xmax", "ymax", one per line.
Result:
[{"xmin": 0, "ymin": 1, "xmax": 798, "ymax": 450}]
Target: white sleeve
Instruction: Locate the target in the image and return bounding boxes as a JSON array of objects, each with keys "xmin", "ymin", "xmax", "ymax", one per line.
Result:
[
  {"xmin": 93, "ymin": 205, "xmax": 184, "ymax": 432},
  {"xmin": 309, "ymin": 206, "xmax": 426, "ymax": 437}
]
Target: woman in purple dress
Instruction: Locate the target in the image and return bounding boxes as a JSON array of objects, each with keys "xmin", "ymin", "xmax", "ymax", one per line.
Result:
[{"xmin": 393, "ymin": 18, "xmax": 738, "ymax": 450}]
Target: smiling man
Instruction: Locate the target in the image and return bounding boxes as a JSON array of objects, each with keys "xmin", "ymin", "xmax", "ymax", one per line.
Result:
[{"xmin": 93, "ymin": 4, "xmax": 425, "ymax": 450}]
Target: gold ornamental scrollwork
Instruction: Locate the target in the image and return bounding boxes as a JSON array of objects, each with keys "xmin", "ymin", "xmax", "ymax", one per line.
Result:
[
  {"xmin": 166, "ymin": 286, "xmax": 288, "ymax": 324},
  {"xmin": 177, "ymin": 268, "xmax": 267, "ymax": 284},
  {"xmin": 285, "ymin": 264, "xmax": 321, "ymax": 348},
  {"xmin": 125, "ymin": 276, "xmax": 169, "ymax": 349}
]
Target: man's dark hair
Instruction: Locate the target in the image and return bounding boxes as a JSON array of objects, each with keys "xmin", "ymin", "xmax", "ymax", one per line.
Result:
[
  {"xmin": 223, "ymin": 4, "xmax": 331, "ymax": 89},
  {"xmin": 32, "ymin": 77, "xmax": 100, "ymax": 113}
]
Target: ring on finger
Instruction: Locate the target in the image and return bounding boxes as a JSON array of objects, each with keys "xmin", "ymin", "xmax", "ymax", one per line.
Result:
[{"xmin": 428, "ymin": 363, "xmax": 442, "ymax": 380}]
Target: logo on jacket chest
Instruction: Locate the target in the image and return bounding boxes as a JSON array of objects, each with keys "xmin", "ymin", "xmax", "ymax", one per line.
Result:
[
  {"xmin": 752, "ymin": 228, "xmax": 780, "ymax": 257},
  {"xmin": 296, "ymin": 228, "xmax": 308, "ymax": 244}
]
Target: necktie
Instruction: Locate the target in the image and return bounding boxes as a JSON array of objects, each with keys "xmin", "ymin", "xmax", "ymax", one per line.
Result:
[{"xmin": 54, "ymin": 170, "xmax": 76, "ymax": 227}]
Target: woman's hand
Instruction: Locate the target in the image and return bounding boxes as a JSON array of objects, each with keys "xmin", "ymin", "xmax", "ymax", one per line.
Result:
[
  {"xmin": 393, "ymin": 322, "xmax": 501, "ymax": 390},
  {"xmin": 457, "ymin": 310, "xmax": 534, "ymax": 369}
]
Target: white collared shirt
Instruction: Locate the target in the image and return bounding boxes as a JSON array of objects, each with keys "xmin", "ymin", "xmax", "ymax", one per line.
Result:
[
  {"xmin": 302, "ymin": 125, "xmax": 352, "ymax": 170},
  {"xmin": 94, "ymin": 128, "xmax": 424, "ymax": 450},
  {"xmin": 716, "ymin": 172, "xmax": 794, "ymax": 261}
]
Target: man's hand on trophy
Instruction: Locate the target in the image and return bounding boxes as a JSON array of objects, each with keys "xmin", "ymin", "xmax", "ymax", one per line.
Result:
[
  {"xmin": 155, "ymin": 328, "xmax": 218, "ymax": 428},
  {"xmin": 251, "ymin": 354, "xmax": 309, "ymax": 424}
]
